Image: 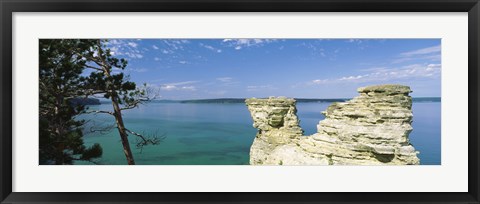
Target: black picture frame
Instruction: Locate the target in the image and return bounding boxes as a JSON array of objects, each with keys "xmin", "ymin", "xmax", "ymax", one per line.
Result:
[{"xmin": 1, "ymin": 0, "xmax": 479, "ymax": 203}]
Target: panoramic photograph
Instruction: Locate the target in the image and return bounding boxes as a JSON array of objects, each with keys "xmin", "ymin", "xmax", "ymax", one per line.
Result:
[{"xmin": 39, "ymin": 39, "xmax": 441, "ymax": 165}]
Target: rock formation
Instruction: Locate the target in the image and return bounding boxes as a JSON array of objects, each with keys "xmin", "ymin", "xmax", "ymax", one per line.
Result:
[{"xmin": 245, "ymin": 84, "xmax": 420, "ymax": 165}]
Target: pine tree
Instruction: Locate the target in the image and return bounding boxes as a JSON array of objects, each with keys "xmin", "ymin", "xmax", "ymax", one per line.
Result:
[
  {"xmin": 39, "ymin": 39, "xmax": 102, "ymax": 164},
  {"xmin": 79, "ymin": 40, "xmax": 162, "ymax": 165}
]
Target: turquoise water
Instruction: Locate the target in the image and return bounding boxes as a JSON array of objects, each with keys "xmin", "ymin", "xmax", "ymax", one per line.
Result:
[{"xmin": 78, "ymin": 102, "xmax": 441, "ymax": 165}]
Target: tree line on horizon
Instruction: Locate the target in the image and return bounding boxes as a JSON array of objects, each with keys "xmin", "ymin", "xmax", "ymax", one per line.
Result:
[{"xmin": 39, "ymin": 39, "xmax": 162, "ymax": 165}]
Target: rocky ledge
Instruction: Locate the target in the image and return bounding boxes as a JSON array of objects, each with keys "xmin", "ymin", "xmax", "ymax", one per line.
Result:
[{"xmin": 245, "ymin": 84, "xmax": 420, "ymax": 165}]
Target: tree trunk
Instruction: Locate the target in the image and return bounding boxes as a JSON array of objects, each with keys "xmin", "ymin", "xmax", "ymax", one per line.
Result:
[
  {"xmin": 111, "ymin": 94, "xmax": 135, "ymax": 165},
  {"xmin": 54, "ymin": 94, "xmax": 65, "ymax": 165},
  {"xmin": 96, "ymin": 39, "xmax": 135, "ymax": 165}
]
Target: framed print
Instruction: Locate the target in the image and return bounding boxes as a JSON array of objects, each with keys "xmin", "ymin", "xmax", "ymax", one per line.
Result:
[{"xmin": 1, "ymin": 0, "xmax": 479, "ymax": 203}]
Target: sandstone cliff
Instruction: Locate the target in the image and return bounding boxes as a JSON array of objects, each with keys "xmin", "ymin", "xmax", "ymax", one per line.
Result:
[{"xmin": 245, "ymin": 84, "xmax": 420, "ymax": 165}]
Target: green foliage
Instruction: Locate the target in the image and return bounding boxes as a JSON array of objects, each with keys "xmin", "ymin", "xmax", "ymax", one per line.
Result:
[
  {"xmin": 80, "ymin": 143, "xmax": 103, "ymax": 161},
  {"xmin": 40, "ymin": 39, "xmax": 158, "ymax": 165},
  {"xmin": 79, "ymin": 40, "xmax": 153, "ymax": 109},
  {"xmin": 39, "ymin": 39, "xmax": 102, "ymax": 165}
]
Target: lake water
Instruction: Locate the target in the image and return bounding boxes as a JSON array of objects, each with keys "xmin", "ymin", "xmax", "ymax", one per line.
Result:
[{"xmin": 78, "ymin": 102, "xmax": 441, "ymax": 165}]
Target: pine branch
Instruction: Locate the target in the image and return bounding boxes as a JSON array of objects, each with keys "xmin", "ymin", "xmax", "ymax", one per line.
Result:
[
  {"xmin": 87, "ymin": 123, "xmax": 115, "ymax": 135},
  {"xmin": 84, "ymin": 64, "xmax": 104, "ymax": 71},
  {"xmin": 85, "ymin": 110, "xmax": 114, "ymax": 115},
  {"xmin": 125, "ymin": 128, "xmax": 166, "ymax": 150}
]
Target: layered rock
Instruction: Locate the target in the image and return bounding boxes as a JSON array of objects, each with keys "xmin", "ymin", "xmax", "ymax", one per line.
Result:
[
  {"xmin": 245, "ymin": 97, "xmax": 304, "ymax": 165},
  {"xmin": 245, "ymin": 85, "xmax": 420, "ymax": 165}
]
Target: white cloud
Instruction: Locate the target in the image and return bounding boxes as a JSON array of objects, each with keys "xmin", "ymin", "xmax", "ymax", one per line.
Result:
[
  {"xmin": 400, "ymin": 45, "xmax": 441, "ymax": 56},
  {"xmin": 346, "ymin": 39, "xmax": 363, "ymax": 43},
  {"xmin": 105, "ymin": 39, "xmax": 145, "ymax": 60},
  {"xmin": 216, "ymin": 77, "xmax": 232, "ymax": 82},
  {"xmin": 160, "ymin": 85, "xmax": 196, "ymax": 91},
  {"xmin": 339, "ymin": 75, "xmax": 363, "ymax": 81},
  {"xmin": 154, "ymin": 57, "xmax": 160, "ymax": 61},
  {"xmin": 153, "ymin": 40, "xmax": 198, "ymax": 66},
  {"xmin": 311, "ymin": 63, "xmax": 441, "ymax": 85},
  {"xmin": 393, "ymin": 45, "xmax": 441, "ymax": 64},
  {"xmin": 162, "ymin": 40, "xmax": 189, "ymax": 51},
  {"xmin": 200, "ymin": 43, "xmax": 222, "ymax": 53},
  {"xmin": 162, "ymin": 49, "xmax": 172, "ymax": 54},
  {"xmin": 223, "ymin": 39, "xmax": 277, "ymax": 50},
  {"xmin": 127, "ymin": 42, "xmax": 138, "ymax": 48},
  {"xmin": 167, "ymin": 81, "xmax": 198, "ymax": 86},
  {"xmin": 159, "ymin": 81, "xmax": 199, "ymax": 91},
  {"xmin": 181, "ymin": 86, "xmax": 196, "ymax": 91},
  {"xmin": 124, "ymin": 52, "xmax": 143, "ymax": 59},
  {"xmin": 343, "ymin": 39, "xmax": 371, "ymax": 50},
  {"xmin": 156, "ymin": 40, "xmax": 191, "ymax": 58},
  {"xmin": 312, "ymin": 79, "xmax": 329, "ymax": 84},
  {"xmin": 161, "ymin": 85, "xmax": 177, "ymax": 91},
  {"xmin": 108, "ymin": 46, "xmax": 119, "ymax": 56},
  {"xmin": 297, "ymin": 42, "xmax": 327, "ymax": 58}
]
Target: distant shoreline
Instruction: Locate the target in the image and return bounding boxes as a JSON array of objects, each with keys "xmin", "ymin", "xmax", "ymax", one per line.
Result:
[
  {"xmin": 106, "ymin": 97, "xmax": 439, "ymax": 104},
  {"xmin": 96, "ymin": 97, "xmax": 441, "ymax": 105}
]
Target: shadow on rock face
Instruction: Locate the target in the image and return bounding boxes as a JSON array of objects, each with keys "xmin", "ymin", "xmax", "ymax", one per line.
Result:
[{"xmin": 373, "ymin": 153, "xmax": 395, "ymax": 163}]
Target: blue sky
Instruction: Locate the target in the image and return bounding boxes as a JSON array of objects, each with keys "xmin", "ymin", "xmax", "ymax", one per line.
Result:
[{"xmin": 105, "ymin": 39, "xmax": 441, "ymax": 100}]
